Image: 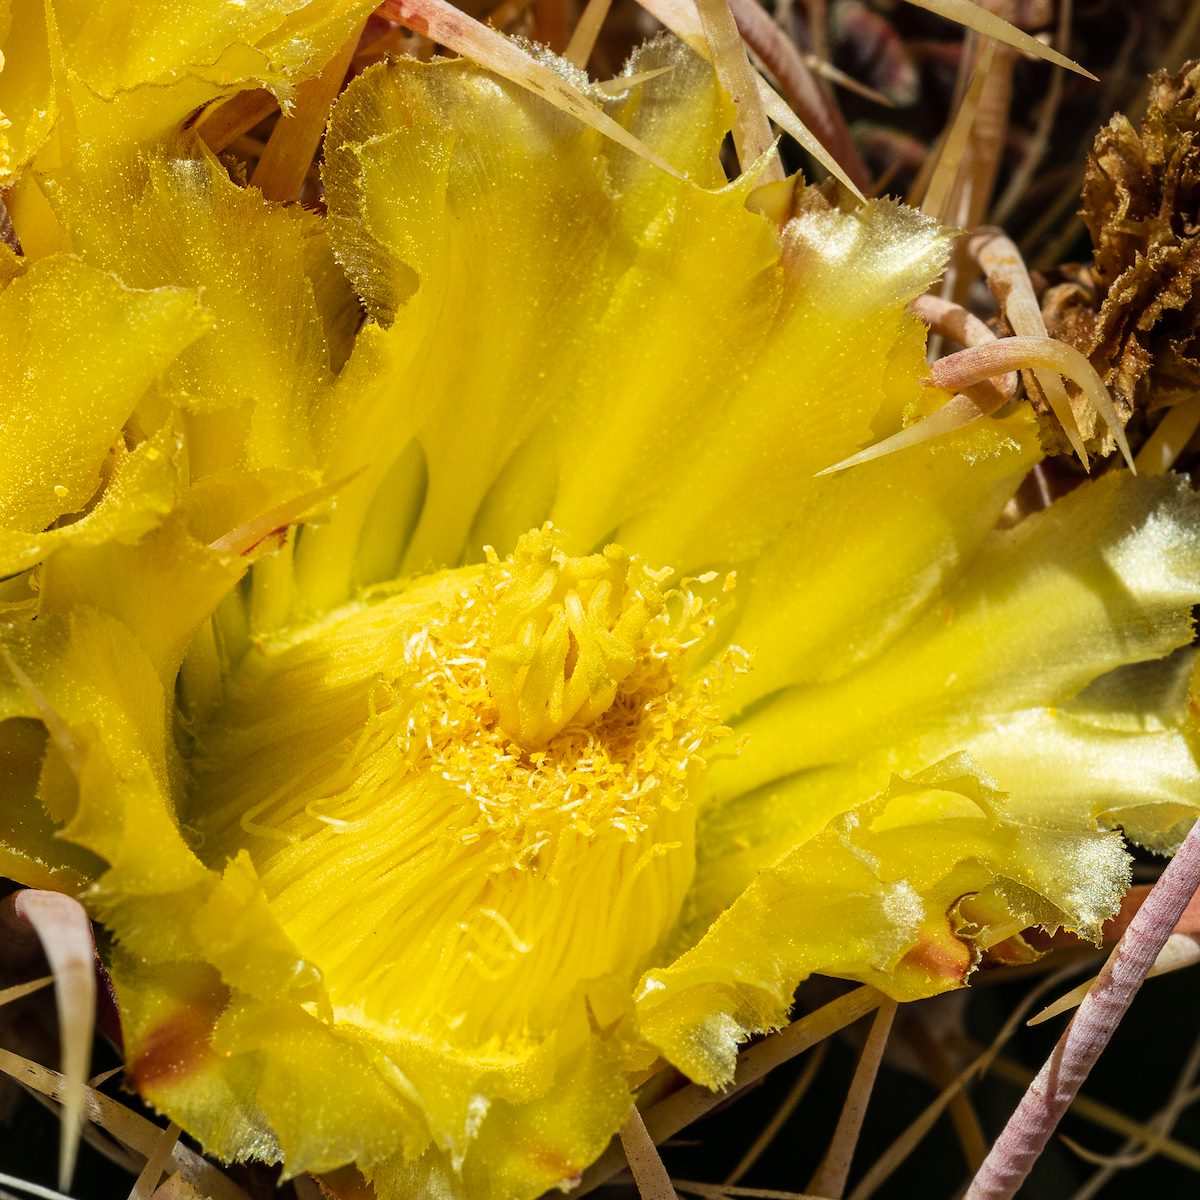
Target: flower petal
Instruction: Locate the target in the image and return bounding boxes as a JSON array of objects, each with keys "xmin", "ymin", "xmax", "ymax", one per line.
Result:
[
  {"xmin": 5, "ymin": 0, "xmax": 376, "ymax": 184},
  {"xmin": 950, "ymin": 652, "xmax": 1200, "ymax": 853},
  {"xmin": 0, "ymin": 255, "xmax": 207, "ymax": 575},
  {"xmin": 51, "ymin": 150, "xmax": 350, "ymax": 478},
  {"xmin": 606, "ymin": 194, "xmax": 955, "ymax": 570},
  {"xmin": 0, "ymin": 0, "xmax": 61, "ymax": 186},
  {"xmin": 722, "ymin": 407, "xmax": 1040, "ymax": 709},
  {"xmin": 719, "ymin": 470, "xmax": 1200, "ymax": 797},
  {"xmin": 638, "ymin": 756, "xmax": 1129, "ymax": 1087}
]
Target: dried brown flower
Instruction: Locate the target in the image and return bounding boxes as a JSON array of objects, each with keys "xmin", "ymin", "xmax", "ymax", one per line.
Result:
[{"xmin": 1043, "ymin": 60, "xmax": 1200, "ymax": 458}]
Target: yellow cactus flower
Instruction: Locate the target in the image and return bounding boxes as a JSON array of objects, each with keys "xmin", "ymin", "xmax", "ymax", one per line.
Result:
[
  {"xmin": 0, "ymin": 0, "xmax": 376, "ymax": 184},
  {"xmin": 1, "ymin": 20, "xmax": 1199, "ymax": 1200}
]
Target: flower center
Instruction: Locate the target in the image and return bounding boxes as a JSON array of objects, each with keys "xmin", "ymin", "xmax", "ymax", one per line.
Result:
[
  {"xmin": 188, "ymin": 527, "xmax": 732, "ymax": 1044},
  {"xmin": 486, "ymin": 528, "xmax": 665, "ymax": 749}
]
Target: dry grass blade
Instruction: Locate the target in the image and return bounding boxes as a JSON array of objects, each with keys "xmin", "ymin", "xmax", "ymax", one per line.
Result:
[
  {"xmin": 756, "ymin": 86, "xmax": 864, "ymax": 199},
  {"xmin": 563, "ymin": 0, "xmax": 614, "ymax": 67},
  {"xmin": 966, "ymin": 819, "xmax": 1200, "ymax": 1199},
  {"xmin": 725, "ymin": 1042, "xmax": 828, "ymax": 1187},
  {"xmin": 0, "ymin": 1172, "xmax": 75, "ymax": 1200},
  {"xmin": 970, "ymin": 1048, "xmax": 1200, "ymax": 1173},
  {"xmin": 910, "ymin": 293, "xmax": 998, "ymax": 349},
  {"xmin": 910, "ymin": 295, "xmax": 1016, "ymax": 397},
  {"xmin": 17, "ymin": 1076, "xmax": 146, "ymax": 1174},
  {"xmin": 725, "ymin": 0, "xmax": 867, "ymax": 189},
  {"xmin": 0, "ymin": 977, "xmax": 52, "ymax": 1006},
  {"xmin": 594, "ymin": 67, "xmax": 675, "ymax": 96},
  {"xmin": 676, "ymin": 1183, "xmax": 825, "ymax": 1198},
  {"xmin": 815, "ymin": 390, "xmax": 999, "ymax": 476},
  {"xmin": 485, "ymin": 0, "xmax": 536, "ymax": 31},
  {"xmin": 803, "ymin": 55, "xmax": 893, "ymax": 107},
  {"xmin": 808, "ymin": 1000, "xmax": 896, "ymax": 1198},
  {"xmin": 692, "ymin": 0, "xmax": 782, "ymax": 179},
  {"xmin": 377, "ymin": 0, "xmax": 683, "ymax": 178},
  {"xmin": 899, "ymin": 0, "xmax": 1095, "ymax": 79},
  {"xmin": 1061, "ymin": 1076, "xmax": 1200, "ymax": 1172},
  {"xmin": 619, "ymin": 1104, "xmax": 680, "ymax": 1199},
  {"xmin": 151, "ymin": 1177, "xmax": 206, "ymax": 1200},
  {"xmin": 0, "ymin": 1045, "xmax": 251, "ymax": 1200},
  {"xmin": 209, "ymin": 476, "xmax": 356, "ymax": 556},
  {"xmin": 1029, "ymin": 933, "xmax": 1200, "ymax": 1027},
  {"xmin": 1069, "ymin": 1039, "xmax": 1200, "ymax": 1197},
  {"xmin": 1134, "ymin": 397, "xmax": 1200, "ymax": 475},
  {"xmin": 899, "ymin": 1014, "xmax": 988, "ymax": 1174},
  {"xmin": 633, "ymin": 0, "xmax": 864, "ymax": 197},
  {"xmin": 251, "ymin": 25, "xmax": 363, "ymax": 202},
  {"xmin": 815, "ymin": 287, "xmax": 1021, "ymax": 470},
  {"xmin": 10, "ymin": 891, "xmax": 96, "ymax": 1192},
  {"xmin": 969, "ymin": 229, "xmax": 1123, "ymax": 467},
  {"xmin": 990, "ymin": 0, "xmax": 1072, "ymax": 226},
  {"xmin": 576, "ymin": 987, "xmax": 884, "ymax": 1195},
  {"xmin": 196, "ymin": 90, "xmax": 279, "ymax": 155},
  {"xmin": 128, "ymin": 1123, "xmax": 183, "ymax": 1200},
  {"xmin": 920, "ymin": 39, "xmax": 995, "ymax": 222},
  {"xmin": 847, "ymin": 961, "xmax": 1095, "ymax": 1200},
  {"xmin": 293, "ymin": 1178, "xmax": 326, "ymax": 1200}
]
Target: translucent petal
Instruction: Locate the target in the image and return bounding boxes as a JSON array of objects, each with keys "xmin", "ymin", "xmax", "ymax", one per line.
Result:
[
  {"xmin": 50, "ymin": 150, "xmax": 350, "ymax": 479},
  {"xmin": 606, "ymin": 196, "xmax": 954, "ymax": 569},
  {"xmin": 691, "ymin": 663, "xmax": 1200, "ymax": 938},
  {"xmin": 723, "ymin": 407, "xmax": 1040, "ymax": 709},
  {"xmin": 316, "ymin": 39, "xmax": 967, "ymax": 616},
  {"xmin": 718, "ymin": 471, "xmax": 1200, "ymax": 798},
  {"xmin": 948, "ymin": 652, "xmax": 1200, "ymax": 853},
  {"xmin": 0, "ymin": 255, "xmax": 207, "ymax": 574},
  {"xmin": 3, "ymin": 0, "xmax": 376, "ymax": 184},
  {"xmin": 322, "ymin": 52, "xmax": 671, "ymax": 572},
  {"xmin": 0, "ymin": 612, "xmax": 206, "ymax": 895},
  {"xmin": 38, "ymin": 518, "xmax": 246, "ymax": 687},
  {"xmin": 367, "ymin": 1032, "xmax": 630, "ymax": 1200},
  {"xmin": 0, "ymin": 424, "xmax": 181, "ymax": 579},
  {"xmin": 4, "ymin": 29, "xmax": 1197, "ymax": 1200},
  {"xmin": 0, "ymin": 717, "xmax": 104, "ymax": 891},
  {"xmin": 638, "ymin": 757, "xmax": 1129, "ymax": 1087},
  {"xmin": 0, "ymin": 0, "xmax": 60, "ymax": 185}
]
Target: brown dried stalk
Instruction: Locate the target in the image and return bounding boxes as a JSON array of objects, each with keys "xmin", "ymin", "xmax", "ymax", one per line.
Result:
[
  {"xmin": 0, "ymin": 1043, "xmax": 250, "ymax": 1200},
  {"xmin": 723, "ymin": 1043, "xmax": 828, "ymax": 1187},
  {"xmin": 847, "ymin": 960, "xmax": 1100, "ymax": 1200},
  {"xmin": 251, "ymin": 25, "xmax": 363, "ymax": 202}
]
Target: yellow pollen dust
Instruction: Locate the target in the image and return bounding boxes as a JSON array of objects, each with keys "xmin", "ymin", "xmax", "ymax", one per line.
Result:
[{"xmin": 191, "ymin": 526, "xmax": 743, "ymax": 1039}]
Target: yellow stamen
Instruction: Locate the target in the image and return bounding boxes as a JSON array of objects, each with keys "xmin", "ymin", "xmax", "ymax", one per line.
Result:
[
  {"xmin": 485, "ymin": 527, "xmax": 667, "ymax": 750},
  {"xmin": 191, "ymin": 527, "xmax": 737, "ymax": 1043}
]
